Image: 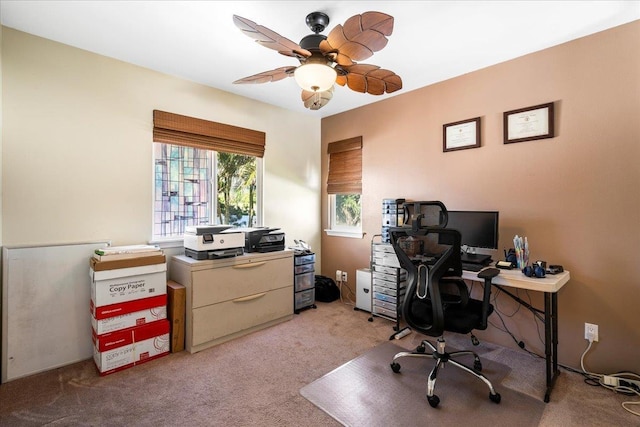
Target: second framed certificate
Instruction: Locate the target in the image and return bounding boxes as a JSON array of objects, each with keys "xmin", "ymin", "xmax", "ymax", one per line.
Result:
[
  {"xmin": 504, "ymin": 102, "xmax": 554, "ymax": 144},
  {"xmin": 443, "ymin": 117, "xmax": 481, "ymax": 152}
]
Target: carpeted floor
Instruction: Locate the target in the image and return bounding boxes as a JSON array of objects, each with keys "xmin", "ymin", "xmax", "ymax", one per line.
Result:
[
  {"xmin": 300, "ymin": 341, "xmax": 545, "ymax": 427},
  {"xmin": 0, "ymin": 301, "xmax": 637, "ymax": 426}
]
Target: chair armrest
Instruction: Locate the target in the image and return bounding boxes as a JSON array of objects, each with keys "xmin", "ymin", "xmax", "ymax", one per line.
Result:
[
  {"xmin": 477, "ymin": 268, "xmax": 500, "ymax": 329},
  {"xmin": 477, "ymin": 267, "xmax": 500, "ymax": 280}
]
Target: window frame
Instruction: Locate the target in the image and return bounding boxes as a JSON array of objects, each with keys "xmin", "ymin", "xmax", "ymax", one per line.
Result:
[
  {"xmin": 325, "ymin": 136, "xmax": 364, "ymax": 239},
  {"xmin": 325, "ymin": 193, "xmax": 364, "ymax": 239},
  {"xmin": 151, "ymin": 110, "xmax": 265, "ymax": 244},
  {"xmin": 150, "ymin": 143, "xmax": 263, "ymax": 243}
]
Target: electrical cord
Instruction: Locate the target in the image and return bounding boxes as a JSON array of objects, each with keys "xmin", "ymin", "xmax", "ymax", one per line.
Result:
[
  {"xmin": 489, "ymin": 282, "xmax": 548, "ymax": 352},
  {"xmin": 490, "ymin": 307, "xmax": 639, "ymax": 417},
  {"xmin": 580, "ymin": 338, "xmax": 640, "ymax": 417},
  {"xmin": 336, "ymin": 279, "xmax": 356, "ymax": 306},
  {"xmin": 476, "ymin": 275, "xmax": 639, "ymax": 417}
]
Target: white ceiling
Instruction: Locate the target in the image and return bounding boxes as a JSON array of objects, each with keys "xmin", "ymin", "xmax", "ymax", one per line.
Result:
[{"xmin": 2, "ymin": 1, "xmax": 639, "ymax": 118}]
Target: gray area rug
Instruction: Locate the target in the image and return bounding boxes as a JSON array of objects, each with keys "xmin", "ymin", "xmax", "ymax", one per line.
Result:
[{"xmin": 301, "ymin": 341, "xmax": 545, "ymax": 427}]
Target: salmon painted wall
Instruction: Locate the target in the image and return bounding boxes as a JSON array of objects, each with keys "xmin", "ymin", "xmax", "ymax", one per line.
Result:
[{"xmin": 321, "ymin": 21, "xmax": 640, "ymax": 373}]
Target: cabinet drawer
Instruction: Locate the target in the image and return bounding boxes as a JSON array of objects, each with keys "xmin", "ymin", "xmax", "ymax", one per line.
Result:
[
  {"xmin": 294, "ymin": 254, "xmax": 315, "ymax": 265},
  {"xmin": 294, "ymin": 271, "xmax": 314, "ymax": 292},
  {"xmin": 192, "ymin": 286, "xmax": 292, "ymax": 346},
  {"xmin": 294, "ymin": 288, "xmax": 315, "ymax": 310},
  {"xmin": 192, "ymin": 256, "xmax": 293, "ymax": 308},
  {"xmin": 294, "ymin": 263, "xmax": 315, "ymax": 274}
]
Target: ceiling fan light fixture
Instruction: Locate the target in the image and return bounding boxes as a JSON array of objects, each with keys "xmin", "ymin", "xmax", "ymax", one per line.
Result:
[{"xmin": 294, "ymin": 63, "xmax": 337, "ymax": 92}]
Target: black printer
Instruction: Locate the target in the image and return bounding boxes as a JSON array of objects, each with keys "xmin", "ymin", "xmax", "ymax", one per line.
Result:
[{"xmin": 236, "ymin": 227, "xmax": 285, "ymax": 252}]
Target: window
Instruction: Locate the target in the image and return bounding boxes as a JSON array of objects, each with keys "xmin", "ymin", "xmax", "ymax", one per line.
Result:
[
  {"xmin": 152, "ymin": 110, "xmax": 265, "ymax": 241},
  {"xmin": 326, "ymin": 136, "xmax": 363, "ymax": 238},
  {"xmin": 153, "ymin": 144, "xmax": 260, "ymax": 240},
  {"xmin": 329, "ymin": 193, "xmax": 362, "ymax": 230}
]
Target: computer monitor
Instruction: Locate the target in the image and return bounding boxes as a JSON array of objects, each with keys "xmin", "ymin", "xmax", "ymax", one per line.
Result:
[{"xmin": 444, "ymin": 210, "xmax": 499, "ymax": 264}]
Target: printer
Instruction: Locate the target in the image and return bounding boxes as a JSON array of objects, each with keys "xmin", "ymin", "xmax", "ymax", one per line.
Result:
[
  {"xmin": 236, "ymin": 227, "xmax": 285, "ymax": 253},
  {"xmin": 183, "ymin": 225, "xmax": 245, "ymax": 260}
]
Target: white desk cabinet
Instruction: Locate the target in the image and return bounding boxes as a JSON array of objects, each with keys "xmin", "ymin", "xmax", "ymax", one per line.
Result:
[{"xmin": 169, "ymin": 251, "xmax": 294, "ymax": 353}]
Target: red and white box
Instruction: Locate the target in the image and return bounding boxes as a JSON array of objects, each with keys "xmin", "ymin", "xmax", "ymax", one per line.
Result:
[
  {"xmin": 93, "ymin": 320, "xmax": 170, "ymax": 376},
  {"xmin": 91, "ymin": 302, "xmax": 167, "ymax": 335},
  {"xmin": 91, "ymin": 294, "xmax": 168, "ymax": 320},
  {"xmin": 90, "ymin": 263, "xmax": 167, "ymax": 308}
]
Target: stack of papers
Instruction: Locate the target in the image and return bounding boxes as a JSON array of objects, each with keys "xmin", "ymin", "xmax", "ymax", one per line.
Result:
[{"xmin": 93, "ymin": 245, "xmax": 162, "ymax": 261}]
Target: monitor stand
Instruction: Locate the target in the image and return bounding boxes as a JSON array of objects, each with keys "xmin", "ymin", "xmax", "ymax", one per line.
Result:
[{"xmin": 461, "ymin": 252, "xmax": 491, "ymax": 265}]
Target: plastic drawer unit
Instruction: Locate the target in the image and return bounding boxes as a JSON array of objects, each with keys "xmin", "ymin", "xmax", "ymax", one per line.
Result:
[{"xmin": 293, "ymin": 252, "xmax": 316, "ymax": 314}]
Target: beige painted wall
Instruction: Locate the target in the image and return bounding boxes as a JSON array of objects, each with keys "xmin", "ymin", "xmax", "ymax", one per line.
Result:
[
  {"xmin": 1, "ymin": 28, "xmax": 321, "ymax": 259},
  {"xmin": 321, "ymin": 21, "xmax": 640, "ymax": 373}
]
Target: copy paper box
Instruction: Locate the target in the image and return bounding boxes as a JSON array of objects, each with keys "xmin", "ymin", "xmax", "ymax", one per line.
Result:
[
  {"xmin": 90, "ymin": 255, "xmax": 166, "ymax": 271},
  {"xmin": 91, "ymin": 304, "xmax": 167, "ymax": 335},
  {"xmin": 92, "ymin": 320, "xmax": 170, "ymax": 376},
  {"xmin": 90, "ymin": 294, "xmax": 167, "ymax": 320},
  {"xmin": 90, "ymin": 263, "xmax": 167, "ymax": 307}
]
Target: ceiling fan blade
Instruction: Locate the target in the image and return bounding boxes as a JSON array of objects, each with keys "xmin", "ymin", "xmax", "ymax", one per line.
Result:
[
  {"xmin": 301, "ymin": 87, "xmax": 334, "ymax": 110},
  {"xmin": 344, "ymin": 11, "xmax": 394, "ymax": 38},
  {"xmin": 342, "ymin": 64, "xmax": 402, "ymax": 95},
  {"xmin": 320, "ymin": 12, "xmax": 394, "ymax": 65},
  {"xmin": 233, "ymin": 66, "xmax": 297, "ymax": 84},
  {"xmin": 233, "ymin": 15, "xmax": 311, "ymax": 58}
]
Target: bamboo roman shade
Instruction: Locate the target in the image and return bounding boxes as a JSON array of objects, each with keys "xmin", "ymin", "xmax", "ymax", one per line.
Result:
[
  {"xmin": 153, "ymin": 110, "xmax": 266, "ymax": 158},
  {"xmin": 327, "ymin": 136, "xmax": 362, "ymax": 194}
]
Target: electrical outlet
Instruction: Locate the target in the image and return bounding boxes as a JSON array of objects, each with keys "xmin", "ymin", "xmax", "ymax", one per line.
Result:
[
  {"xmin": 336, "ymin": 270, "xmax": 342, "ymax": 282},
  {"xmin": 342, "ymin": 271, "xmax": 348, "ymax": 282},
  {"xmin": 584, "ymin": 322, "xmax": 599, "ymax": 342}
]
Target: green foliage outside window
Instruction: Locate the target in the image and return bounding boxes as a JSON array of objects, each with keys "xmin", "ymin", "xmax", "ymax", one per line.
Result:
[
  {"xmin": 216, "ymin": 152, "xmax": 257, "ymax": 227},
  {"xmin": 335, "ymin": 194, "xmax": 361, "ymax": 227}
]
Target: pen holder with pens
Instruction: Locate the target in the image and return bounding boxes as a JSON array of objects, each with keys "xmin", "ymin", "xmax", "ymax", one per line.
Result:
[{"xmin": 513, "ymin": 235, "xmax": 529, "ymax": 269}]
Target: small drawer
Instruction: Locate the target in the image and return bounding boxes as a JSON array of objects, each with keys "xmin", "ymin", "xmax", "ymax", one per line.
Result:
[
  {"xmin": 374, "ymin": 292, "xmax": 398, "ymax": 304},
  {"xmin": 372, "ymin": 243, "xmax": 395, "ymax": 254},
  {"xmin": 294, "ymin": 271, "xmax": 315, "ymax": 292},
  {"xmin": 294, "ymin": 263, "xmax": 315, "ymax": 274},
  {"xmin": 373, "ymin": 299, "xmax": 396, "ymax": 311},
  {"xmin": 373, "ymin": 285, "xmax": 405, "ymax": 297},
  {"xmin": 294, "ymin": 254, "xmax": 316, "ymax": 265},
  {"xmin": 373, "ymin": 305, "xmax": 398, "ymax": 320},
  {"xmin": 295, "ymin": 288, "xmax": 315, "ymax": 310}
]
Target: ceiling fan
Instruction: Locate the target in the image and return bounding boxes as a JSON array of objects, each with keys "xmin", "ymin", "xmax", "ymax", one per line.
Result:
[{"xmin": 232, "ymin": 11, "xmax": 403, "ymax": 110}]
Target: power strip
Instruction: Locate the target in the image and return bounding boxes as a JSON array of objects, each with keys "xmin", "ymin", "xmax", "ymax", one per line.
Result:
[{"xmin": 603, "ymin": 376, "xmax": 640, "ymax": 393}]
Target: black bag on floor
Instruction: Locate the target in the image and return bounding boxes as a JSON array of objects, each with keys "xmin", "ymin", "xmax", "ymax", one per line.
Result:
[{"xmin": 314, "ymin": 275, "xmax": 340, "ymax": 302}]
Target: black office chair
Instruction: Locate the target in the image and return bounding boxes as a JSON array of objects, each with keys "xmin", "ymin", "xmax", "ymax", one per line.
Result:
[{"xmin": 389, "ymin": 203, "xmax": 501, "ymax": 408}]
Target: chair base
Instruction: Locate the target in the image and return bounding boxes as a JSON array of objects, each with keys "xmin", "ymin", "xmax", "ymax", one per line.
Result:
[{"xmin": 390, "ymin": 337, "xmax": 501, "ymax": 408}]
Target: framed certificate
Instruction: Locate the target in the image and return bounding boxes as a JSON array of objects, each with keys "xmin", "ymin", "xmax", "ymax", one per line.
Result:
[
  {"xmin": 443, "ymin": 117, "xmax": 481, "ymax": 152},
  {"xmin": 504, "ymin": 102, "xmax": 554, "ymax": 144}
]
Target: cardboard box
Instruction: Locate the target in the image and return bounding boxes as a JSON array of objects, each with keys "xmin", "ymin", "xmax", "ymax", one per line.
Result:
[
  {"xmin": 90, "ymin": 254, "xmax": 166, "ymax": 271},
  {"xmin": 90, "ymin": 263, "xmax": 167, "ymax": 308},
  {"xmin": 93, "ymin": 320, "xmax": 170, "ymax": 376},
  {"xmin": 91, "ymin": 294, "xmax": 167, "ymax": 320},
  {"xmin": 167, "ymin": 280, "xmax": 186, "ymax": 353},
  {"xmin": 91, "ymin": 304, "xmax": 167, "ymax": 335}
]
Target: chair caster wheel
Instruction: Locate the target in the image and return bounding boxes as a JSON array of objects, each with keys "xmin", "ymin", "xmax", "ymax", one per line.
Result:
[
  {"xmin": 474, "ymin": 358, "xmax": 482, "ymax": 372},
  {"xmin": 390, "ymin": 362, "xmax": 401, "ymax": 373},
  {"xmin": 471, "ymin": 334, "xmax": 479, "ymax": 346},
  {"xmin": 416, "ymin": 344, "xmax": 426, "ymax": 353},
  {"xmin": 490, "ymin": 392, "xmax": 501, "ymax": 404},
  {"xmin": 427, "ymin": 394, "xmax": 440, "ymax": 408}
]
